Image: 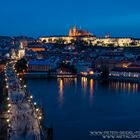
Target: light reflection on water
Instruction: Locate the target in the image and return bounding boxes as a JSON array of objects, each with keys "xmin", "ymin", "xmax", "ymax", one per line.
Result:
[
  {"xmin": 27, "ymin": 78, "xmax": 140, "ymax": 140},
  {"xmin": 57, "ymin": 78, "xmax": 139, "ymax": 107},
  {"xmin": 89, "ymin": 79, "xmax": 94, "ymax": 107},
  {"xmin": 109, "ymin": 81, "xmax": 139, "ymax": 93},
  {"xmin": 58, "ymin": 79, "xmax": 64, "ymax": 107},
  {"xmin": 81, "ymin": 77, "xmax": 88, "ymax": 94}
]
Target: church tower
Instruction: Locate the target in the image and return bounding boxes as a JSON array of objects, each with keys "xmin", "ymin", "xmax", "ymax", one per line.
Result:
[
  {"xmin": 69, "ymin": 27, "xmax": 73, "ymax": 36},
  {"xmin": 18, "ymin": 42, "xmax": 25, "ymax": 59},
  {"xmin": 73, "ymin": 26, "xmax": 78, "ymax": 36}
]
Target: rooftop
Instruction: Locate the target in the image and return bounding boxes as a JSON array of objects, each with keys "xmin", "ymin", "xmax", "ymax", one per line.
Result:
[{"xmin": 28, "ymin": 59, "xmax": 50, "ymax": 65}]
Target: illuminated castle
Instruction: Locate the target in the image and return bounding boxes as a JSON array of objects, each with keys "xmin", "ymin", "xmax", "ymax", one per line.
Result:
[
  {"xmin": 39, "ymin": 26, "xmax": 96, "ymax": 44},
  {"xmin": 69, "ymin": 26, "xmax": 92, "ymax": 37}
]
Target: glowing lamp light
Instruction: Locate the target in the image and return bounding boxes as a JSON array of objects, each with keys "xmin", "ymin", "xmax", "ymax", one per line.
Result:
[
  {"xmin": 39, "ymin": 116, "xmax": 42, "ymax": 120},
  {"xmin": 81, "ymin": 72, "xmax": 88, "ymax": 76},
  {"xmin": 36, "ymin": 108, "xmax": 39, "ymax": 112},
  {"xmin": 19, "ymin": 78, "xmax": 22, "ymax": 81},
  {"xmin": 6, "ymin": 85, "xmax": 9, "ymax": 89},
  {"xmin": 7, "ymin": 110, "xmax": 10, "ymax": 113},
  {"xmin": 122, "ymin": 64, "xmax": 128, "ymax": 68},
  {"xmin": 8, "ymin": 104, "xmax": 11, "ymax": 107},
  {"xmin": 7, "ymin": 97, "xmax": 10, "ymax": 101},
  {"xmin": 24, "ymin": 85, "xmax": 27, "ymax": 88},
  {"xmin": 6, "ymin": 119, "xmax": 10, "ymax": 123},
  {"xmin": 89, "ymin": 71, "xmax": 94, "ymax": 75},
  {"xmin": 30, "ymin": 95, "xmax": 33, "ymax": 99},
  {"xmin": 34, "ymin": 102, "xmax": 37, "ymax": 106}
]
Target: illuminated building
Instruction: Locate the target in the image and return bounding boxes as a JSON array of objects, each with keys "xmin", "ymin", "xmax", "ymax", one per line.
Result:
[
  {"xmin": 18, "ymin": 42, "xmax": 25, "ymax": 59},
  {"xmin": 92, "ymin": 37, "xmax": 133, "ymax": 47},
  {"xmin": 69, "ymin": 26, "xmax": 92, "ymax": 37},
  {"xmin": 27, "ymin": 42, "xmax": 46, "ymax": 52},
  {"xmin": 28, "ymin": 59, "xmax": 51, "ymax": 72},
  {"xmin": 39, "ymin": 26, "xmax": 96, "ymax": 44},
  {"xmin": 39, "ymin": 27, "xmax": 140, "ymax": 46},
  {"xmin": 109, "ymin": 64, "xmax": 140, "ymax": 82}
]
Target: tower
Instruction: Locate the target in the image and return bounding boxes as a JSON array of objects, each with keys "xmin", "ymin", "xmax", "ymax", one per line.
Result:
[
  {"xmin": 73, "ymin": 26, "xmax": 78, "ymax": 36},
  {"xmin": 18, "ymin": 42, "xmax": 25, "ymax": 59},
  {"xmin": 69, "ymin": 27, "xmax": 73, "ymax": 36}
]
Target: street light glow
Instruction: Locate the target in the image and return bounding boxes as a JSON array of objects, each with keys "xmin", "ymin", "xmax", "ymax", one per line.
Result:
[
  {"xmin": 30, "ymin": 95, "xmax": 33, "ymax": 99},
  {"xmin": 39, "ymin": 116, "xmax": 42, "ymax": 120},
  {"xmin": 6, "ymin": 119, "xmax": 10, "ymax": 123},
  {"xmin": 8, "ymin": 104, "xmax": 11, "ymax": 107}
]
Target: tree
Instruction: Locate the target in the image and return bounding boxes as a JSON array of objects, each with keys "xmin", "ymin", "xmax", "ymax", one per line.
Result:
[
  {"xmin": 70, "ymin": 39, "xmax": 76, "ymax": 44},
  {"xmin": 101, "ymin": 65, "xmax": 109, "ymax": 79},
  {"xmin": 58, "ymin": 62, "xmax": 77, "ymax": 74},
  {"xmin": 15, "ymin": 58, "xmax": 28, "ymax": 73},
  {"xmin": 48, "ymin": 38, "xmax": 52, "ymax": 43},
  {"xmin": 43, "ymin": 40, "xmax": 46, "ymax": 43},
  {"xmin": 54, "ymin": 38, "xmax": 66, "ymax": 44}
]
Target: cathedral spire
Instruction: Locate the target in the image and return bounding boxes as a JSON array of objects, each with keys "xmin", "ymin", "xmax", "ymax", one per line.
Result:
[{"xmin": 69, "ymin": 27, "xmax": 73, "ymax": 36}]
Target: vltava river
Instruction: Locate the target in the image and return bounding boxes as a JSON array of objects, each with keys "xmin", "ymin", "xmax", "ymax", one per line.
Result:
[{"xmin": 27, "ymin": 78, "xmax": 140, "ymax": 140}]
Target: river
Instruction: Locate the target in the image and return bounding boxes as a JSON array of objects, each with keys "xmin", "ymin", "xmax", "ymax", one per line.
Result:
[{"xmin": 27, "ymin": 77, "xmax": 140, "ymax": 140}]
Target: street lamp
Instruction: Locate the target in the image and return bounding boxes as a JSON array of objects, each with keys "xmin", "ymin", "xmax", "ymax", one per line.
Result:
[
  {"xmin": 7, "ymin": 97, "xmax": 10, "ymax": 101},
  {"xmin": 34, "ymin": 102, "xmax": 37, "ymax": 106},
  {"xmin": 8, "ymin": 104, "xmax": 11, "ymax": 107},
  {"xmin": 30, "ymin": 95, "xmax": 33, "ymax": 99},
  {"xmin": 39, "ymin": 116, "xmax": 42, "ymax": 120},
  {"xmin": 6, "ymin": 119, "xmax": 10, "ymax": 123}
]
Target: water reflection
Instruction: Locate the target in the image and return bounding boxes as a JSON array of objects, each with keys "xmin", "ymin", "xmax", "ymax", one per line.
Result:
[
  {"xmin": 81, "ymin": 77, "xmax": 87, "ymax": 93},
  {"xmin": 109, "ymin": 81, "xmax": 139, "ymax": 93},
  {"xmin": 74, "ymin": 78, "xmax": 77, "ymax": 93},
  {"xmin": 89, "ymin": 79, "xmax": 94, "ymax": 107},
  {"xmin": 58, "ymin": 79, "xmax": 64, "ymax": 106},
  {"xmin": 28, "ymin": 77, "xmax": 140, "ymax": 140},
  {"xmin": 90, "ymin": 79, "xmax": 94, "ymax": 97}
]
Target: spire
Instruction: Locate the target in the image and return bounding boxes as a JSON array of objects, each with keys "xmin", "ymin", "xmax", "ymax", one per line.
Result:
[
  {"xmin": 19, "ymin": 42, "xmax": 23, "ymax": 49},
  {"xmin": 73, "ymin": 25, "xmax": 78, "ymax": 36},
  {"xmin": 69, "ymin": 27, "xmax": 73, "ymax": 36}
]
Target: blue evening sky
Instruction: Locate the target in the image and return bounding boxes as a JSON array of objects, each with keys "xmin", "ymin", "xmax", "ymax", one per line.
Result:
[{"xmin": 0, "ymin": 0, "xmax": 140, "ymax": 38}]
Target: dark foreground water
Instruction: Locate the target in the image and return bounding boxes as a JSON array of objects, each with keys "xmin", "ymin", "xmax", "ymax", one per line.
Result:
[{"xmin": 27, "ymin": 78, "xmax": 140, "ymax": 140}]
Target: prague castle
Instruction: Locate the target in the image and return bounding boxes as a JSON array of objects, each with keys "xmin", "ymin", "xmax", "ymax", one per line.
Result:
[
  {"xmin": 69, "ymin": 26, "xmax": 92, "ymax": 37},
  {"xmin": 39, "ymin": 26, "xmax": 140, "ymax": 47},
  {"xmin": 39, "ymin": 26, "xmax": 96, "ymax": 44}
]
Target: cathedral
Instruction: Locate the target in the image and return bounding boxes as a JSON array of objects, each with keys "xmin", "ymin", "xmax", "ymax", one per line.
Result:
[
  {"xmin": 39, "ymin": 26, "xmax": 96, "ymax": 44},
  {"xmin": 69, "ymin": 26, "xmax": 92, "ymax": 37}
]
